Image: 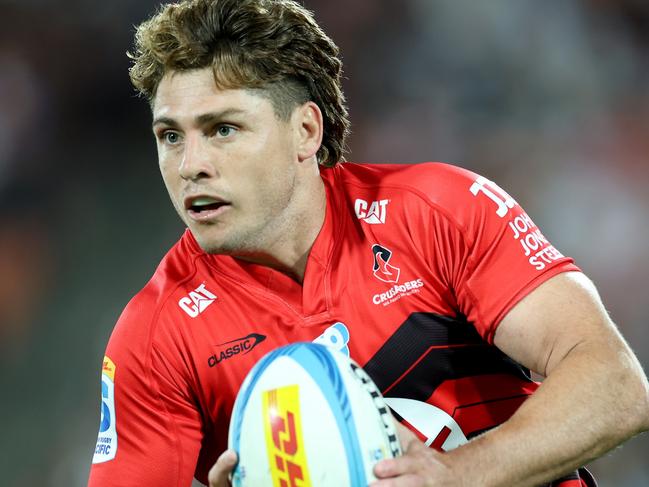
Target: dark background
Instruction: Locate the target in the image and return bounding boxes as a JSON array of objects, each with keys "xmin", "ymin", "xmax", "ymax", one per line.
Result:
[{"xmin": 1, "ymin": 0, "xmax": 648, "ymax": 485}]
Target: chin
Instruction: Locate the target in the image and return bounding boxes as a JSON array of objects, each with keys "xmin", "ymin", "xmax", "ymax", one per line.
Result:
[
  {"xmin": 194, "ymin": 235, "xmax": 227, "ymax": 255},
  {"xmin": 192, "ymin": 230, "xmax": 243, "ymax": 256}
]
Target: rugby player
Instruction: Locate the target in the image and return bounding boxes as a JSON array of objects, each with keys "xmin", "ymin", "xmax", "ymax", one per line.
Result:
[{"xmin": 88, "ymin": 1, "xmax": 649, "ymax": 486}]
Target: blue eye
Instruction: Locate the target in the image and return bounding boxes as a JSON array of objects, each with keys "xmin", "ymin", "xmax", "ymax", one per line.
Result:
[
  {"xmin": 164, "ymin": 131, "xmax": 180, "ymax": 144},
  {"xmin": 217, "ymin": 126, "xmax": 235, "ymax": 137}
]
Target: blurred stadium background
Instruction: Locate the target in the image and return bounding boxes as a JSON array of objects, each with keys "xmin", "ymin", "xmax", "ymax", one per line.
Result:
[{"xmin": 1, "ymin": 0, "xmax": 648, "ymax": 485}]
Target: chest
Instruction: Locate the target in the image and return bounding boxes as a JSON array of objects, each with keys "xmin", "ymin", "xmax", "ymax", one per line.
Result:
[
  {"xmin": 171, "ymin": 215, "xmax": 534, "ymax": 464},
  {"xmin": 182, "ymin": 234, "xmax": 459, "ymax": 420}
]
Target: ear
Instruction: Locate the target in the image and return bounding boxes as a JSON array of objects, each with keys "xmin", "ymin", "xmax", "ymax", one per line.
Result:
[{"xmin": 295, "ymin": 101, "xmax": 324, "ymax": 163}]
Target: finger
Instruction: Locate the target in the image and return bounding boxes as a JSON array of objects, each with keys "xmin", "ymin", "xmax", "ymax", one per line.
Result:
[
  {"xmin": 207, "ymin": 449, "xmax": 238, "ymax": 487},
  {"xmin": 369, "ymin": 472, "xmax": 423, "ymax": 487},
  {"xmin": 373, "ymin": 453, "xmax": 419, "ymax": 479},
  {"xmin": 394, "ymin": 421, "xmax": 421, "ymax": 450}
]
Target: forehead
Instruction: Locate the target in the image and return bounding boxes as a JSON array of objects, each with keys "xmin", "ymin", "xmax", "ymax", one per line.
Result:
[{"xmin": 152, "ymin": 68, "xmax": 271, "ymax": 120}]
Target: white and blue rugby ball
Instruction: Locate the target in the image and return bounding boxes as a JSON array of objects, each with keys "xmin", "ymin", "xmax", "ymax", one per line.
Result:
[{"xmin": 228, "ymin": 342, "xmax": 402, "ymax": 486}]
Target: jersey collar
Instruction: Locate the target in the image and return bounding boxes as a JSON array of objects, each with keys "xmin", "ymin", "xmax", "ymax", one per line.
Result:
[{"xmin": 185, "ymin": 166, "xmax": 343, "ymax": 320}]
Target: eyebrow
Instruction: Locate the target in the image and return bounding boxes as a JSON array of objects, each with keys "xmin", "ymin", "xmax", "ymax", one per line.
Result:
[{"xmin": 152, "ymin": 108, "xmax": 247, "ymax": 129}]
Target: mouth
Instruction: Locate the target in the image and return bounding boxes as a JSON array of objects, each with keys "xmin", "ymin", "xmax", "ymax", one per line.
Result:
[{"xmin": 184, "ymin": 195, "xmax": 231, "ymax": 222}]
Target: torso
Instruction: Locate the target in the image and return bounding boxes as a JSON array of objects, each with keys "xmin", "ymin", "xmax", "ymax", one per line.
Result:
[{"xmin": 111, "ymin": 162, "xmax": 578, "ymax": 481}]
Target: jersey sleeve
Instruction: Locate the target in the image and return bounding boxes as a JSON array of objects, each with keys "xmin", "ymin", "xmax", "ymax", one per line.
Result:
[
  {"xmin": 87, "ymin": 292, "xmax": 203, "ymax": 487},
  {"xmin": 420, "ymin": 163, "xmax": 580, "ymax": 343}
]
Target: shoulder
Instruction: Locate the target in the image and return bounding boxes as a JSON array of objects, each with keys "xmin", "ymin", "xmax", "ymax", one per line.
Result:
[
  {"xmin": 329, "ymin": 160, "xmax": 469, "ymax": 183},
  {"xmin": 105, "ymin": 231, "xmax": 203, "ymax": 364},
  {"xmin": 91, "ymin": 233, "xmax": 207, "ymax": 480},
  {"xmin": 330, "ymin": 162, "xmax": 481, "ymax": 199},
  {"xmin": 329, "ymin": 162, "xmax": 497, "ymax": 230}
]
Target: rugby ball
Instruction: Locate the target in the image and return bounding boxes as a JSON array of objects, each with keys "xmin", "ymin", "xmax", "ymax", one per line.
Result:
[{"xmin": 228, "ymin": 342, "xmax": 402, "ymax": 486}]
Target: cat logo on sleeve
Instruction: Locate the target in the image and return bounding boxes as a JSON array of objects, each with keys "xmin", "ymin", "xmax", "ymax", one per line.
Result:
[{"xmin": 93, "ymin": 356, "xmax": 118, "ymax": 463}]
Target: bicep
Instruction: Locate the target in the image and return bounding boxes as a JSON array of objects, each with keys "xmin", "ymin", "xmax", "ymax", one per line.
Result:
[{"xmin": 493, "ymin": 271, "xmax": 624, "ymax": 377}]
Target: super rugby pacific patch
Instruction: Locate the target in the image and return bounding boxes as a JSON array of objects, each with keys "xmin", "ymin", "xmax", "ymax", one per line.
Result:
[{"xmin": 92, "ymin": 356, "xmax": 118, "ymax": 463}]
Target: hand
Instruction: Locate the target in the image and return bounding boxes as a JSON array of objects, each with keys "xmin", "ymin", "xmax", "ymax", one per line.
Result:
[
  {"xmin": 370, "ymin": 422, "xmax": 462, "ymax": 486},
  {"xmin": 207, "ymin": 449, "xmax": 238, "ymax": 487}
]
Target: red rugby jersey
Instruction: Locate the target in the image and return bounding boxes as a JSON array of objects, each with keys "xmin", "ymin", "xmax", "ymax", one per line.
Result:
[{"xmin": 88, "ymin": 162, "xmax": 586, "ymax": 486}]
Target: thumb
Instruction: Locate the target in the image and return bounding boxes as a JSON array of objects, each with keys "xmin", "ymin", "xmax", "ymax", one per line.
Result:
[{"xmin": 208, "ymin": 449, "xmax": 238, "ymax": 487}]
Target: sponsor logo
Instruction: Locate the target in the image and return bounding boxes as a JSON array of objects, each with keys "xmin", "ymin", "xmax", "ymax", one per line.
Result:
[
  {"xmin": 469, "ymin": 175, "xmax": 516, "ymax": 218},
  {"xmin": 263, "ymin": 385, "xmax": 311, "ymax": 487},
  {"xmin": 208, "ymin": 333, "xmax": 266, "ymax": 367},
  {"xmin": 508, "ymin": 212, "xmax": 565, "ymax": 271},
  {"xmin": 313, "ymin": 322, "xmax": 350, "ymax": 356},
  {"xmin": 93, "ymin": 356, "xmax": 118, "ymax": 464},
  {"xmin": 470, "ymin": 175, "xmax": 563, "ymax": 271},
  {"xmin": 355, "ymin": 198, "xmax": 389, "ymax": 224},
  {"xmin": 178, "ymin": 283, "xmax": 217, "ymax": 318},
  {"xmin": 350, "ymin": 363, "xmax": 402, "ymax": 458},
  {"xmin": 372, "ymin": 244, "xmax": 400, "ymax": 283}
]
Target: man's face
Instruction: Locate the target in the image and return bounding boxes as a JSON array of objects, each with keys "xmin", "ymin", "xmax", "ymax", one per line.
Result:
[{"xmin": 152, "ymin": 68, "xmax": 302, "ymax": 255}]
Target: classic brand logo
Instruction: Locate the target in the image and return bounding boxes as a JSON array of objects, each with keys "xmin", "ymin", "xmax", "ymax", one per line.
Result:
[
  {"xmin": 372, "ymin": 244, "xmax": 400, "ymax": 283},
  {"xmin": 178, "ymin": 283, "xmax": 217, "ymax": 318},
  {"xmin": 355, "ymin": 198, "xmax": 389, "ymax": 224},
  {"xmin": 263, "ymin": 385, "xmax": 311, "ymax": 487},
  {"xmin": 207, "ymin": 333, "xmax": 266, "ymax": 367}
]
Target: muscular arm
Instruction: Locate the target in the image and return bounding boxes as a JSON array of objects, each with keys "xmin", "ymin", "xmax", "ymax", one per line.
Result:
[
  {"xmin": 374, "ymin": 271, "xmax": 649, "ymax": 486},
  {"xmin": 450, "ymin": 272, "xmax": 649, "ymax": 485}
]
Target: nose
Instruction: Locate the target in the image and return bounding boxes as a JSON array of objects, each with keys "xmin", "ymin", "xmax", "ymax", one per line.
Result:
[{"xmin": 179, "ymin": 135, "xmax": 217, "ymax": 181}]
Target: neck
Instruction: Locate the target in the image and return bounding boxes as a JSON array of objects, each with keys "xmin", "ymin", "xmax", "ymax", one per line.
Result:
[{"xmin": 234, "ymin": 173, "xmax": 327, "ymax": 283}]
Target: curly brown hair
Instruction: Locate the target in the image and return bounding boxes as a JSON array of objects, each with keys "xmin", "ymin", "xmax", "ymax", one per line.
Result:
[{"xmin": 128, "ymin": 0, "xmax": 350, "ymax": 166}]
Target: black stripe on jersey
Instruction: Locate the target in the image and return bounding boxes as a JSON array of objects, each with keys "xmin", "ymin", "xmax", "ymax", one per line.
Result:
[{"xmin": 362, "ymin": 312, "xmax": 532, "ymax": 401}]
